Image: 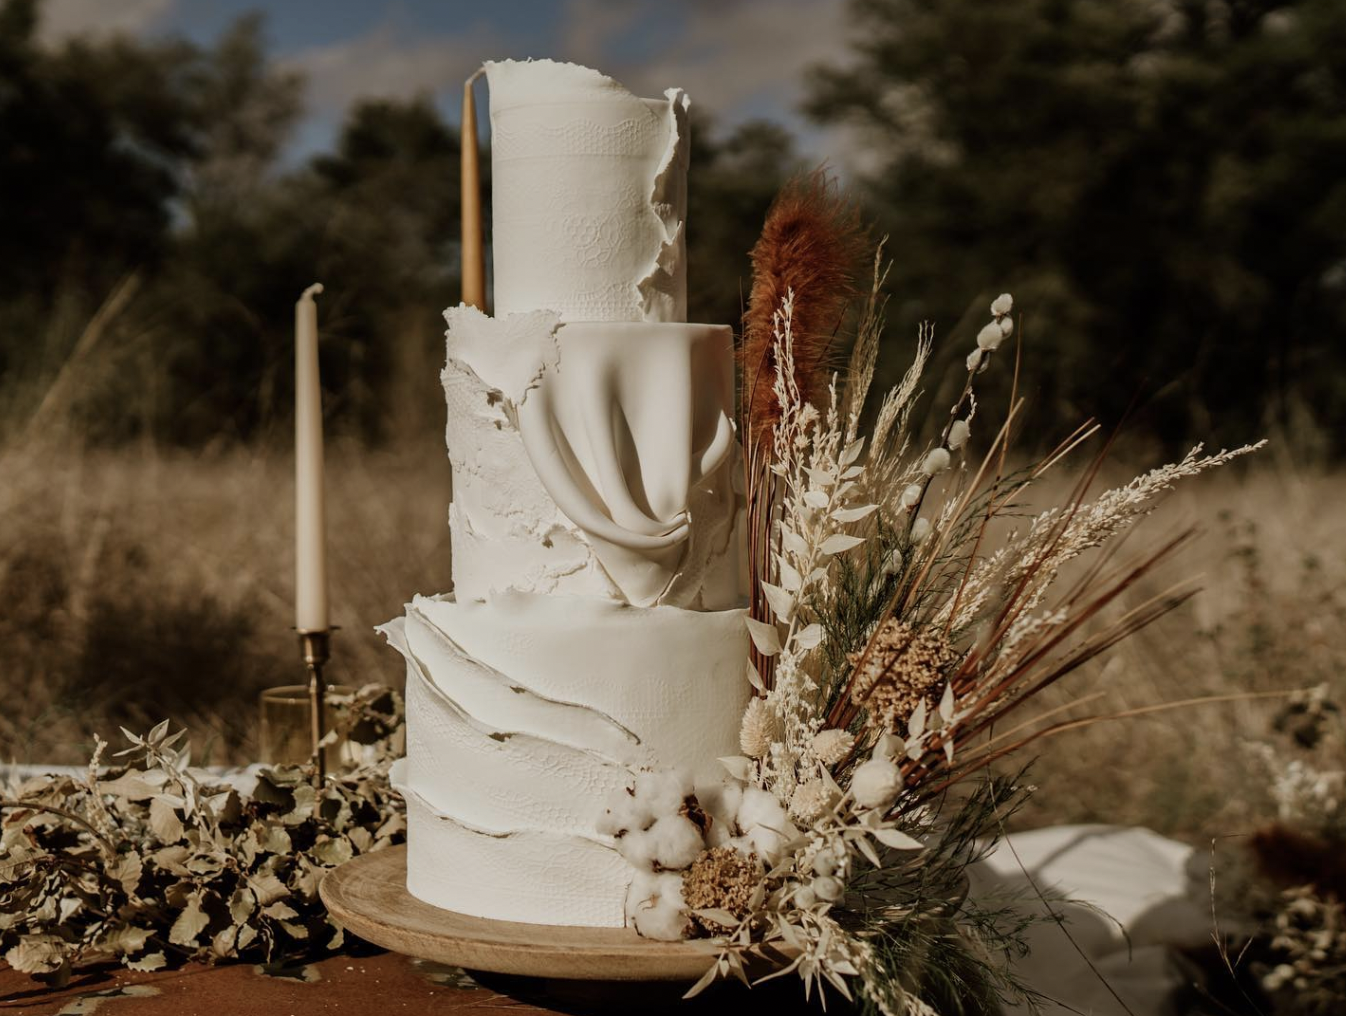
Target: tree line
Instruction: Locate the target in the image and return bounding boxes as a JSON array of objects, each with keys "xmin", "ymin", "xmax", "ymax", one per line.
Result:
[{"xmin": 2, "ymin": 0, "xmax": 1343, "ymax": 456}]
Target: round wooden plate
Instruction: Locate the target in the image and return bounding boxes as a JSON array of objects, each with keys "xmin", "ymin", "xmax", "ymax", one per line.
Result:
[{"xmin": 320, "ymin": 845, "xmax": 720, "ymax": 982}]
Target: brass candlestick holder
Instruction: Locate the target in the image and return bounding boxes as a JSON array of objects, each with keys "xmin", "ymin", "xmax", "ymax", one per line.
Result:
[{"xmin": 297, "ymin": 627, "xmax": 337, "ymax": 785}]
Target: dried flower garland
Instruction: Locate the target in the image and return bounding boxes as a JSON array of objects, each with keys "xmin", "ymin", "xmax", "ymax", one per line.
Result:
[{"xmin": 1, "ymin": 685, "xmax": 405, "ymax": 987}]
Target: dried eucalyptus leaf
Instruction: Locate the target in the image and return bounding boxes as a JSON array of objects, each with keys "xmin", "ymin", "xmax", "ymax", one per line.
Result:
[
  {"xmin": 312, "ymin": 836, "xmax": 352, "ymax": 866},
  {"xmin": 148, "ymin": 797, "xmax": 184, "ymax": 844},
  {"xmin": 247, "ymin": 871, "xmax": 288, "ymax": 906},
  {"xmin": 5, "ymin": 935, "xmax": 67, "ymax": 974},
  {"xmin": 125, "ymin": 951, "xmax": 166, "ymax": 972},
  {"xmin": 168, "ymin": 892, "xmax": 209, "ymax": 947}
]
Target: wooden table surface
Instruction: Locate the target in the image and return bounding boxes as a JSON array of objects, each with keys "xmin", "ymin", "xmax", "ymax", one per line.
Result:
[{"xmin": 1, "ymin": 946, "xmax": 837, "ymax": 1015}]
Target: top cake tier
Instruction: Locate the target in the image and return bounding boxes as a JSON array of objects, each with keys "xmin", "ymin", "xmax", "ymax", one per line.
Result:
[{"xmin": 484, "ymin": 59, "xmax": 689, "ymax": 323}]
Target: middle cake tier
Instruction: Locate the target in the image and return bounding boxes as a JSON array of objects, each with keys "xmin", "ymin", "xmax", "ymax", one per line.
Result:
[{"xmin": 442, "ymin": 309, "xmax": 743, "ymax": 609}]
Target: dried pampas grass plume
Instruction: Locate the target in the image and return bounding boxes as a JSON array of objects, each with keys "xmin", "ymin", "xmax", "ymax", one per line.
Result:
[{"xmin": 741, "ymin": 169, "xmax": 868, "ymax": 449}]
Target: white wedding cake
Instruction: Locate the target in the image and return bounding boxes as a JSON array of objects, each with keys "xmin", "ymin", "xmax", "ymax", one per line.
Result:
[{"xmin": 382, "ymin": 59, "xmax": 750, "ymax": 928}]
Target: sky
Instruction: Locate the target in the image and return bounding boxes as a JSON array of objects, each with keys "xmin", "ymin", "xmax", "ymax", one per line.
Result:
[{"xmin": 37, "ymin": 0, "xmax": 855, "ymax": 164}]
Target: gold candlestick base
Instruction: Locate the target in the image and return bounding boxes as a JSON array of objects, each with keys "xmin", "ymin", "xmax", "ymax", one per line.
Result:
[{"xmin": 297, "ymin": 627, "xmax": 337, "ymax": 786}]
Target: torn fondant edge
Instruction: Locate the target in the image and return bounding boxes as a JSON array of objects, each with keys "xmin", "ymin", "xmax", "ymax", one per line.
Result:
[
  {"xmin": 638, "ymin": 88, "xmax": 690, "ymax": 321},
  {"xmin": 442, "ymin": 304, "xmax": 560, "ymax": 407}
]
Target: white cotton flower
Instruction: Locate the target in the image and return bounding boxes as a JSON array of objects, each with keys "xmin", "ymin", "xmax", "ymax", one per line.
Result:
[
  {"xmin": 789, "ymin": 779, "xmax": 834, "ymax": 824},
  {"xmin": 976, "ymin": 322, "xmax": 1004, "ymax": 351},
  {"xmin": 626, "ymin": 870, "xmax": 690, "ymax": 941},
  {"xmin": 646, "ymin": 815, "xmax": 705, "ymax": 870},
  {"xmin": 999, "ymin": 316, "xmax": 1014, "ymax": 338},
  {"xmin": 911, "ymin": 518, "xmax": 931, "ymax": 544},
  {"xmin": 615, "ymin": 827, "xmax": 660, "ymax": 870},
  {"xmin": 900, "ymin": 483, "xmax": 923, "ymax": 509},
  {"xmin": 737, "ymin": 786, "xmax": 799, "ymax": 865},
  {"xmin": 810, "ymin": 728, "xmax": 855, "ymax": 767},
  {"xmin": 850, "ymin": 757, "xmax": 903, "ymax": 811},
  {"xmin": 922, "ymin": 448, "xmax": 951, "ymax": 476},
  {"xmin": 739, "ymin": 697, "xmax": 775, "ymax": 758},
  {"xmin": 633, "ymin": 769, "xmax": 692, "ymax": 819},
  {"xmin": 697, "ymin": 780, "xmax": 743, "ymax": 844},
  {"xmin": 991, "ymin": 293, "xmax": 1013, "ymax": 317},
  {"xmin": 966, "ymin": 348, "xmax": 987, "ymax": 373},
  {"xmin": 948, "ymin": 419, "xmax": 970, "ymax": 450},
  {"xmin": 811, "ymin": 875, "xmax": 844, "ymax": 903}
]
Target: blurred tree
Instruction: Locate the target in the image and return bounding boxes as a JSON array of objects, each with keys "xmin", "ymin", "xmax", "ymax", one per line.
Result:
[
  {"xmin": 807, "ymin": 0, "xmax": 1346, "ymax": 454},
  {"xmin": 687, "ymin": 112, "xmax": 804, "ymax": 328},
  {"xmin": 0, "ymin": 0, "xmax": 199, "ymax": 324}
]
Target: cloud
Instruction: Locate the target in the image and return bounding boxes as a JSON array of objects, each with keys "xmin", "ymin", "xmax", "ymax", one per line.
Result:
[
  {"xmin": 281, "ymin": 20, "xmax": 505, "ymax": 121},
  {"xmin": 37, "ymin": 0, "xmax": 176, "ymax": 44},
  {"xmin": 557, "ymin": 0, "xmax": 852, "ymax": 122}
]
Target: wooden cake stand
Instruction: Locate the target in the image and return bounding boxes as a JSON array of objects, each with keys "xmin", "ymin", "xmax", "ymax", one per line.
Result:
[{"xmin": 320, "ymin": 845, "xmax": 719, "ymax": 982}]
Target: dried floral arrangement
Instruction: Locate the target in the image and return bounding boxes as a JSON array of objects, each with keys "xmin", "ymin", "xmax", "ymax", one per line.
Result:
[
  {"xmin": 1, "ymin": 684, "xmax": 405, "ymax": 987},
  {"xmin": 1208, "ymin": 685, "xmax": 1346, "ymax": 1015},
  {"xmin": 597, "ymin": 175, "xmax": 1265, "ymax": 1013}
]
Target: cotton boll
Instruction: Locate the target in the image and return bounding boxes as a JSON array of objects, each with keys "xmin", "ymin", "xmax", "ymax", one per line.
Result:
[
  {"xmin": 696, "ymin": 778, "xmax": 743, "ymax": 847},
  {"xmin": 998, "ymin": 316, "xmax": 1014, "ymax": 338},
  {"xmin": 597, "ymin": 787, "xmax": 643, "ymax": 836},
  {"xmin": 812, "ymin": 875, "xmax": 844, "ymax": 903},
  {"xmin": 648, "ymin": 815, "xmax": 705, "ymax": 870},
  {"xmin": 948, "ymin": 419, "xmax": 970, "ymax": 450},
  {"xmin": 737, "ymin": 787, "xmax": 799, "ymax": 865},
  {"xmin": 991, "ymin": 293, "xmax": 1013, "ymax": 317},
  {"xmin": 634, "ymin": 769, "xmax": 692, "ymax": 819},
  {"xmin": 615, "ymin": 827, "xmax": 659, "ymax": 871},
  {"xmin": 900, "ymin": 483, "xmax": 923, "ymax": 509},
  {"xmin": 793, "ymin": 884, "xmax": 817, "ymax": 909},
  {"xmin": 966, "ymin": 348, "xmax": 987, "ymax": 373},
  {"xmin": 921, "ymin": 448, "xmax": 951, "ymax": 476},
  {"xmin": 626, "ymin": 871, "xmax": 690, "ymax": 941},
  {"xmin": 911, "ymin": 518, "xmax": 931, "ymax": 545},
  {"xmin": 976, "ymin": 323, "xmax": 1004, "ymax": 351},
  {"xmin": 851, "ymin": 757, "xmax": 903, "ymax": 811}
]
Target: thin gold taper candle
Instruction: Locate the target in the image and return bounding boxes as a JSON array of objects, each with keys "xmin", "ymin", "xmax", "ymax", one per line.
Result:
[
  {"xmin": 294, "ymin": 282, "xmax": 328, "ymax": 633},
  {"xmin": 461, "ymin": 69, "xmax": 486, "ymax": 309}
]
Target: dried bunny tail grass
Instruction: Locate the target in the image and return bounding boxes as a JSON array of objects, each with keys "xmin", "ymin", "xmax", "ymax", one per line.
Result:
[{"xmin": 741, "ymin": 169, "xmax": 868, "ymax": 450}]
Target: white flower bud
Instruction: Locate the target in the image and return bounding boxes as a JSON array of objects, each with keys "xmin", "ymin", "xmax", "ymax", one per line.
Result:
[
  {"xmin": 991, "ymin": 293, "xmax": 1013, "ymax": 317},
  {"xmin": 811, "ymin": 875, "xmax": 844, "ymax": 902},
  {"xmin": 812, "ymin": 846, "xmax": 841, "ymax": 877},
  {"xmin": 874, "ymin": 732, "xmax": 905, "ymax": 761},
  {"xmin": 911, "ymin": 518, "xmax": 931, "ymax": 545},
  {"xmin": 966, "ymin": 348, "xmax": 986, "ymax": 373},
  {"xmin": 948, "ymin": 419, "xmax": 970, "ymax": 450},
  {"xmin": 999, "ymin": 316, "xmax": 1014, "ymax": 337},
  {"xmin": 921, "ymin": 448, "xmax": 951, "ymax": 476},
  {"xmin": 976, "ymin": 322, "xmax": 1003, "ymax": 351},
  {"xmin": 850, "ymin": 757, "xmax": 903, "ymax": 811},
  {"xmin": 882, "ymin": 548, "xmax": 904, "ymax": 577},
  {"xmin": 793, "ymin": 884, "xmax": 817, "ymax": 909},
  {"xmin": 900, "ymin": 483, "xmax": 923, "ymax": 509}
]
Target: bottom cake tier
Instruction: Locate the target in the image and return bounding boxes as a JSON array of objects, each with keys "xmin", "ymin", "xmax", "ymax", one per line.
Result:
[{"xmin": 381, "ymin": 591, "xmax": 749, "ymax": 927}]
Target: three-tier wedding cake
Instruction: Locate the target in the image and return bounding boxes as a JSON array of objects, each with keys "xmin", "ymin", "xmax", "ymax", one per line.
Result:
[{"xmin": 382, "ymin": 59, "xmax": 750, "ymax": 928}]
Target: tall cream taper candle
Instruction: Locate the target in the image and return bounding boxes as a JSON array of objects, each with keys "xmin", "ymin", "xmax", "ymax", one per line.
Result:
[
  {"xmin": 295, "ymin": 283, "xmax": 328, "ymax": 632},
  {"xmin": 461, "ymin": 69, "xmax": 486, "ymax": 310}
]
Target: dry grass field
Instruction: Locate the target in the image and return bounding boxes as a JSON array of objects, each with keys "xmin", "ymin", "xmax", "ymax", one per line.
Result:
[{"xmin": 2, "ymin": 423, "xmax": 1342, "ymax": 847}]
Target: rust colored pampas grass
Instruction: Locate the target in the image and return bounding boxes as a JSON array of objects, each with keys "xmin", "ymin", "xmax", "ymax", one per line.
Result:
[{"xmin": 740, "ymin": 170, "xmax": 868, "ymax": 451}]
